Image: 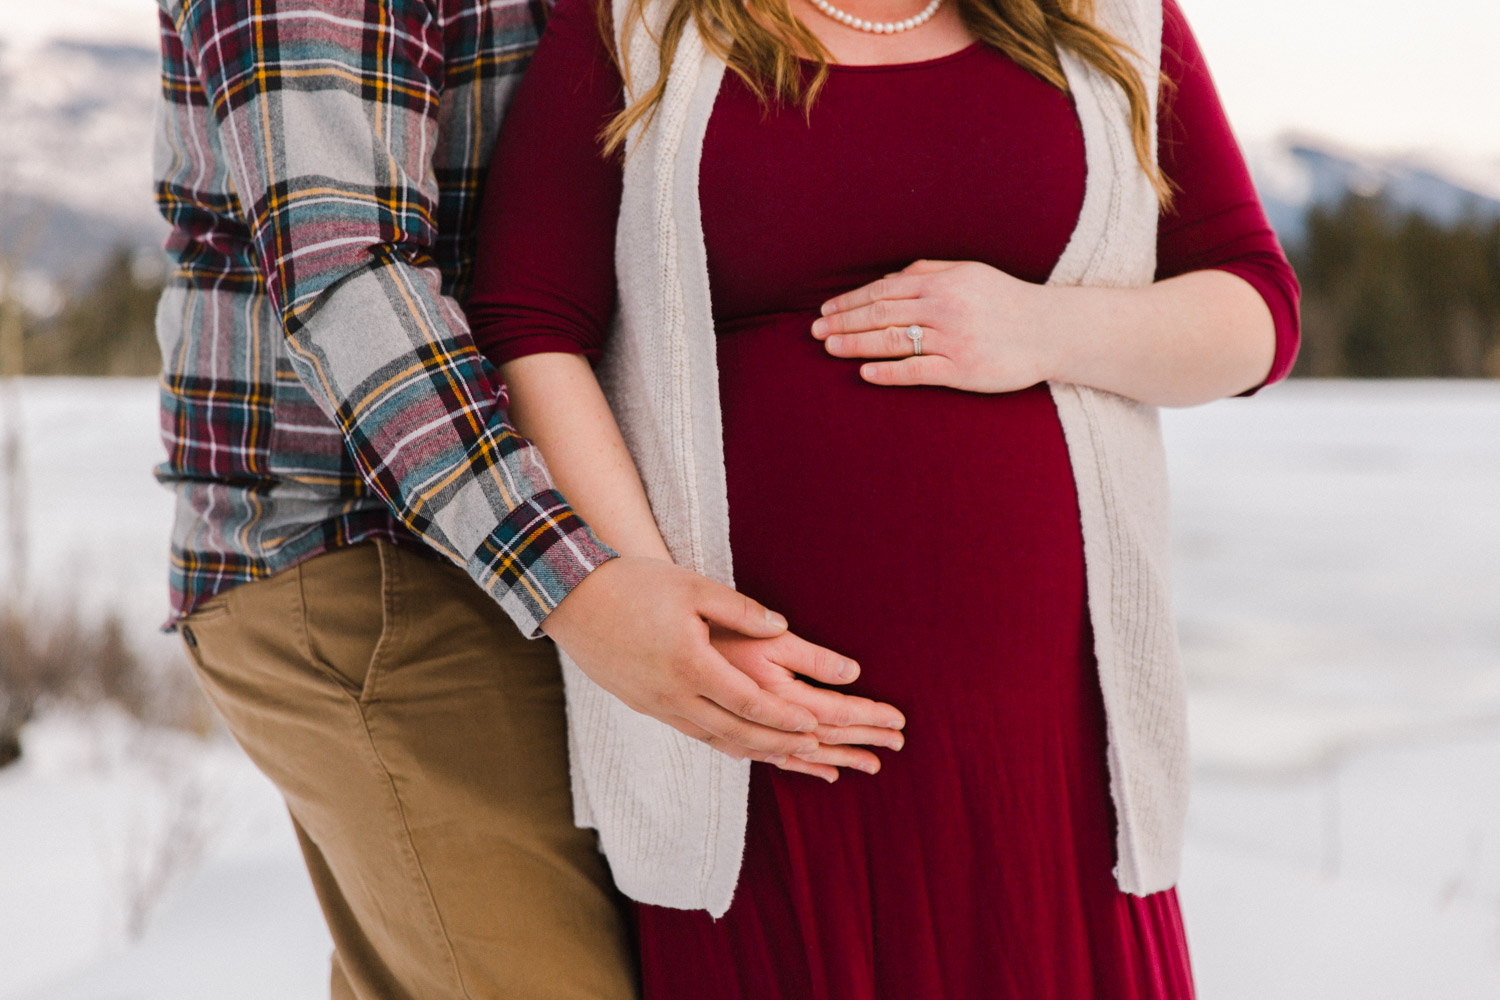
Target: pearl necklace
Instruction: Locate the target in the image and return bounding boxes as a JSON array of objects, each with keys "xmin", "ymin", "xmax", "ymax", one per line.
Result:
[{"xmin": 809, "ymin": 0, "xmax": 943, "ymax": 34}]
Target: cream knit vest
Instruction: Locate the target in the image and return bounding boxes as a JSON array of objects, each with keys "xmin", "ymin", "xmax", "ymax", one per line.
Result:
[{"xmin": 559, "ymin": 0, "xmax": 1186, "ymax": 917}]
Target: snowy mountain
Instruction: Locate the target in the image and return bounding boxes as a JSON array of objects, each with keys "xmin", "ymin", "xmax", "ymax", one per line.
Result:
[
  {"xmin": 1247, "ymin": 135, "xmax": 1500, "ymax": 247},
  {"xmin": 0, "ymin": 0, "xmax": 164, "ymax": 304},
  {"xmin": 0, "ymin": 19, "xmax": 166, "ymax": 300},
  {"xmin": 4, "ymin": 1, "xmax": 1500, "ymax": 296}
]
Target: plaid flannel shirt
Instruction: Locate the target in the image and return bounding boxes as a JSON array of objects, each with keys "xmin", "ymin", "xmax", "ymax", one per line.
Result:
[{"xmin": 153, "ymin": 0, "xmax": 614, "ymax": 635}]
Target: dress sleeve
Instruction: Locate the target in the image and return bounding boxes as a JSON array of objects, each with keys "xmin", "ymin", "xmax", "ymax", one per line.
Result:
[
  {"xmin": 466, "ymin": 0, "xmax": 624, "ymax": 366},
  {"xmin": 1157, "ymin": 0, "xmax": 1301, "ymax": 391}
]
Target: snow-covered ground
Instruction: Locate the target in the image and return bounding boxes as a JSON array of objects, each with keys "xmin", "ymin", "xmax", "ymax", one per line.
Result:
[{"xmin": 1, "ymin": 377, "xmax": 1497, "ymax": 998}]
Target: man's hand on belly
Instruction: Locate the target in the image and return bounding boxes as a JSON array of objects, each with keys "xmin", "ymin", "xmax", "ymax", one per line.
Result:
[
  {"xmin": 543, "ymin": 556, "xmax": 906, "ymax": 773},
  {"xmin": 709, "ymin": 627, "xmax": 906, "ymax": 782}
]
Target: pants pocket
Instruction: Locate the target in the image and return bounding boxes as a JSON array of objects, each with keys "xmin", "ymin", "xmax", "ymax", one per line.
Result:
[{"xmin": 296, "ymin": 542, "xmax": 396, "ymax": 704}]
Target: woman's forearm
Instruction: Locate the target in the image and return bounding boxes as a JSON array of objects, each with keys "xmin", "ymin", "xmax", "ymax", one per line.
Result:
[
  {"xmin": 1046, "ymin": 270, "xmax": 1276, "ymax": 407},
  {"xmin": 499, "ymin": 352, "xmax": 672, "ymax": 562},
  {"xmin": 815, "ymin": 260, "xmax": 1279, "ymax": 407}
]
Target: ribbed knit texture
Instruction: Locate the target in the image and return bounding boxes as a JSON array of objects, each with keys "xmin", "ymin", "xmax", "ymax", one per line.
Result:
[
  {"xmin": 559, "ymin": 0, "xmax": 1186, "ymax": 915},
  {"xmin": 1045, "ymin": 0, "xmax": 1189, "ymax": 896}
]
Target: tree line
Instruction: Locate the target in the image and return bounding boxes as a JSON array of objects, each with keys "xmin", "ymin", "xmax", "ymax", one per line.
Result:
[
  {"xmin": 9, "ymin": 195, "xmax": 1500, "ymax": 380},
  {"xmin": 14, "ymin": 247, "xmax": 163, "ymax": 377},
  {"xmin": 1291, "ymin": 195, "xmax": 1500, "ymax": 379}
]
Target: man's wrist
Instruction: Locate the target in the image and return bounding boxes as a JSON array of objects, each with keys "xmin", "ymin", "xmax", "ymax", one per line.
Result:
[
  {"xmin": 470, "ymin": 489, "xmax": 618, "ymax": 639},
  {"xmin": 538, "ymin": 551, "xmax": 619, "ymax": 640}
]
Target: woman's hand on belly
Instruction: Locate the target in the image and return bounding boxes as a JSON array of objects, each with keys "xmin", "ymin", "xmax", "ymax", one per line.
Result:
[
  {"xmin": 812, "ymin": 259, "xmax": 1057, "ymax": 394},
  {"xmin": 710, "ymin": 628, "xmax": 907, "ymax": 783},
  {"xmin": 811, "ymin": 259, "xmax": 1277, "ymax": 406}
]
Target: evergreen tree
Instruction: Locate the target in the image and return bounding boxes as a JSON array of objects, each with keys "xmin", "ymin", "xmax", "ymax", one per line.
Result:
[
  {"xmin": 1292, "ymin": 195, "xmax": 1500, "ymax": 378},
  {"xmin": 24, "ymin": 246, "xmax": 164, "ymax": 376}
]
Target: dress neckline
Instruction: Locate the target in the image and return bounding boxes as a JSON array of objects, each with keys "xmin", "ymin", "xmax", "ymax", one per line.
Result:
[{"xmin": 808, "ymin": 40, "xmax": 984, "ymax": 73}]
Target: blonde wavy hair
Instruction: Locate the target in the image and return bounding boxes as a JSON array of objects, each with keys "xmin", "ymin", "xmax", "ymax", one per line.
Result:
[{"xmin": 600, "ymin": 0, "xmax": 1172, "ymax": 207}]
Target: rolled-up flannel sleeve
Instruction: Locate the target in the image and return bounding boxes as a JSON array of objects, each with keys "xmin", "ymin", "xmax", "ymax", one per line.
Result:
[{"xmin": 172, "ymin": 0, "xmax": 614, "ymax": 635}]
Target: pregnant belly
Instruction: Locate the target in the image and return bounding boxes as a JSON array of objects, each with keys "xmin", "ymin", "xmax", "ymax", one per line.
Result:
[{"xmin": 716, "ymin": 311, "xmax": 1091, "ymax": 709}]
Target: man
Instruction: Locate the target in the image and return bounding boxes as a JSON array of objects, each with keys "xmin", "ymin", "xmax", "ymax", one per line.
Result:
[{"xmin": 151, "ymin": 1, "xmax": 902, "ymax": 996}]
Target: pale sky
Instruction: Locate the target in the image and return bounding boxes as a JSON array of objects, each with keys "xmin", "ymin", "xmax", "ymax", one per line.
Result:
[
  {"xmin": 3, "ymin": 0, "xmax": 1499, "ymax": 163},
  {"xmin": 1182, "ymin": 0, "xmax": 1500, "ymax": 162}
]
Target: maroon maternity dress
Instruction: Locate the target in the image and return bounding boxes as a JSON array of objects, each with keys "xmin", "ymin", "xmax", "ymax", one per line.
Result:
[{"xmin": 467, "ymin": 0, "xmax": 1300, "ymax": 995}]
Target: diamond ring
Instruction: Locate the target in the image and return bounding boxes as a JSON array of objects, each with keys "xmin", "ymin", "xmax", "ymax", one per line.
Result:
[{"xmin": 906, "ymin": 324, "xmax": 923, "ymax": 356}]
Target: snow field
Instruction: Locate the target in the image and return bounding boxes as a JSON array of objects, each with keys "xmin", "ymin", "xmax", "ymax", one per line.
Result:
[{"xmin": 1, "ymin": 378, "xmax": 1497, "ymax": 997}]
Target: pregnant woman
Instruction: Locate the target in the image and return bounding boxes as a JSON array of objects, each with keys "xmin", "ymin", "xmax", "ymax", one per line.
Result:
[{"xmin": 466, "ymin": 0, "xmax": 1298, "ymax": 993}]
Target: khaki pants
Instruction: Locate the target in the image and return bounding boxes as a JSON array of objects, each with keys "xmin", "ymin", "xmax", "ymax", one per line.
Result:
[{"xmin": 179, "ymin": 540, "xmax": 637, "ymax": 1000}]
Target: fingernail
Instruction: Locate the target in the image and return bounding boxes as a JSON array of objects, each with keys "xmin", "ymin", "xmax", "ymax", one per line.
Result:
[
  {"xmin": 860, "ymin": 761, "xmax": 879, "ymax": 775},
  {"xmin": 797, "ymin": 721, "xmax": 817, "ymax": 733},
  {"xmin": 891, "ymin": 737, "xmax": 905, "ymax": 751},
  {"xmin": 824, "ymin": 772, "xmax": 838, "ymax": 784},
  {"xmin": 767, "ymin": 754, "xmax": 788, "ymax": 766},
  {"xmin": 799, "ymin": 742, "xmax": 819, "ymax": 755},
  {"xmin": 861, "ymin": 364, "xmax": 876, "ymax": 379},
  {"xmin": 820, "ymin": 301, "xmax": 834, "ymax": 316},
  {"xmin": 838, "ymin": 659, "xmax": 857, "ymax": 680},
  {"xmin": 812, "ymin": 318, "xmax": 828, "ymax": 337},
  {"xmin": 765, "ymin": 609, "xmax": 788, "ymax": 630},
  {"xmin": 827, "ymin": 334, "xmax": 841, "ymax": 351}
]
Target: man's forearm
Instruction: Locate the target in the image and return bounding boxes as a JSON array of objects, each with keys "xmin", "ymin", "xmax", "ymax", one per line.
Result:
[
  {"xmin": 172, "ymin": 0, "xmax": 613, "ymax": 635},
  {"xmin": 280, "ymin": 268, "xmax": 615, "ymax": 634}
]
